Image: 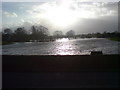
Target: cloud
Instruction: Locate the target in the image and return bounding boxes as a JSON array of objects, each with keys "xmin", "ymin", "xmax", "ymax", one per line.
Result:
[
  {"xmin": 23, "ymin": 1, "xmax": 118, "ymax": 34},
  {"xmin": 2, "ymin": 0, "xmax": 55, "ymax": 2},
  {"xmin": 74, "ymin": 15, "xmax": 118, "ymax": 34},
  {"xmin": 79, "ymin": 0, "xmax": 119, "ymax": 2},
  {"xmin": 2, "ymin": 0, "xmax": 120, "ymax": 2},
  {"xmin": 3, "ymin": 11, "xmax": 18, "ymax": 18},
  {"xmin": 27, "ymin": 1, "xmax": 117, "ymax": 19},
  {"xmin": 73, "ymin": 2, "xmax": 118, "ymax": 17},
  {"xmin": 26, "ymin": 2, "xmax": 56, "ymax": 15},
  {"xmin": 2, "ymin": 1, "xmax": 118, "ymax": 34},
  {"xmin": 0, "ymin": 10, "xmax": 2, "ymax": 13},
  {"xmin": 21, "ymin": 19, "xmax": 25, "ymax": 23}
]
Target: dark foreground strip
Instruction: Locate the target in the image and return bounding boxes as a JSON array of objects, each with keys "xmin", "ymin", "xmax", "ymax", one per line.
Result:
[
  {"xmin": 2, "ymin": 55, "xmax": 120, "ymax": 89},
  {"xmin": 2, "ymin": 55, "xmax": 120, "ymax": 72}
]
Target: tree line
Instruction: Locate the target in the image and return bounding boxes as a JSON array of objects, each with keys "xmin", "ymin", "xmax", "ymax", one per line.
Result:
[
  {"xmin": 75, "ymin": 31, "xmax": 120, "ymax": 39},
  {"xmin": 2, "ymin": 25, "xmax": 120, "ymax": 42},
  {"xmin": 2, "ymin": 25, "xmax": 75, "ymax": 42}
]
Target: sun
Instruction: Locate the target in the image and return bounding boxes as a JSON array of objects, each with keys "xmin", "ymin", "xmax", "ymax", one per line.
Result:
[
  {"xmin": 47, "ymin": 8, "xmax": 77, "ymax": 27},
  {"xmin": 41, "ymin": 1, "xmax": 78, "ymax": 28},
  {"xmin": 39, "ymin": 1, "xmax": 97, "ymax": 28}
]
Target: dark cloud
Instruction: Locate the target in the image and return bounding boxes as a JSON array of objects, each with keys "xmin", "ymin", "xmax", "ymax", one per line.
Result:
[{"xmin": 70, "ymin": 15, "xmax": 118, "ymax": 34}]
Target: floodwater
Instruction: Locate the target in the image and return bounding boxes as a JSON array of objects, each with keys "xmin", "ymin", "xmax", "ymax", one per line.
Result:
[{"xmin": 2, "ymin": 38, "xmax": 120, "ymax": 55}]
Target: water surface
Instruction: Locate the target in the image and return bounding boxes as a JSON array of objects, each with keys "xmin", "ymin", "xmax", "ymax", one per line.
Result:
[{"xmin": 2, "ymin": 38, "xmax": 120, "ymax": 55}]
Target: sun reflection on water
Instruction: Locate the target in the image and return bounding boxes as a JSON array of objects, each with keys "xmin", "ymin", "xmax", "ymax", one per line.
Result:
[
  {"xmin": 56, "ymin": 44, "xmax": 73, "ymax": 55},
  {"xmin": 56, "ymin": 38, "xmax": 69, "ymax": 42},
  {"xmin": 54, "ymin": 39, "xmax": 76, "ymax": 55}
]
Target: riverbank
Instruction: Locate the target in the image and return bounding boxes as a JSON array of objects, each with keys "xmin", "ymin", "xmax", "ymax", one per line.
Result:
[
  {"xmin": 109, "ymin": 37, "xmax": 120, "ymax": 42},
  {"xmin": 2, "ymin": 42, "xmax": 15, "ymax": 45},
  {"xmin": 2, "ymin": 40, "xmax": 55, "ymax": 45}
]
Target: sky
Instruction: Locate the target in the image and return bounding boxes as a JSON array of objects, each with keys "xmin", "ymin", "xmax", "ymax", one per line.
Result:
[{"xmin": 1, "ymin": 0, "xmax": 119, "ymax": 35}]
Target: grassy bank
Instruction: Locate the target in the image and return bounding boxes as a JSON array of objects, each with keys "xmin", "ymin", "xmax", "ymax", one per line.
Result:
[
  {"xmin": 2, "ymin": 42, "xmax": 14, "ymax": 45},
  {"xmin": 109, "ymin": 37, "xmax": 120, "ymax": 42}
]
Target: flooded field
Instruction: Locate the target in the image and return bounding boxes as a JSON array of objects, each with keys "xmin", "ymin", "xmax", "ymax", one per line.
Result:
[{"xmin": 2, "ymin": 38, "xmax": 120, "ymax": 55}]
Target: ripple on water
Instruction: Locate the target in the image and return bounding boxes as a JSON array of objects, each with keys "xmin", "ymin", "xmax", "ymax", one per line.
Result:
[{"xmin": 2, "ymin": 38, "xmax": 120, "ymax": 55}]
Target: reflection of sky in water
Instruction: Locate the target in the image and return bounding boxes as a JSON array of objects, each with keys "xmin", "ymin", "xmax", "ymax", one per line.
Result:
[{"xmin": 2, "ymin": 38, "xmax": 119, "ymax": 55}]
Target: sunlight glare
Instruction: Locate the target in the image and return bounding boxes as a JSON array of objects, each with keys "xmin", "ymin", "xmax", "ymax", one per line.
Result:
[
  {"xmin": 39, "ymin": 0, "xmax": 97, "ymax": 28},
  {"xmin": 40, "ymin": 1, "xmax": 78, "ymax": 27},
  {"xmin": 56, "ymin": 38, "xmax": 69, "ymax": 42}
]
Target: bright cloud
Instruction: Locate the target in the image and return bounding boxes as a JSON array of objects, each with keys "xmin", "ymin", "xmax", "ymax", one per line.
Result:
[
  {"xmin": 3, "ymin": 11, "xmax": 18, "ymax": 18},
  {"xmin": 27, "ymin": 2, "xmax": 117, "ymax": 19}
]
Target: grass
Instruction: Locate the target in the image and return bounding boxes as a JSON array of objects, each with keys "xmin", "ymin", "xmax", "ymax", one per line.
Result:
[
  {"xmin": 109, "ymin": 37, "xmax": 120, "ymax": 42},
  {"xmin": 2, "ymin": 42, "xmax": 14, "ymax": 45}
]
